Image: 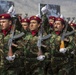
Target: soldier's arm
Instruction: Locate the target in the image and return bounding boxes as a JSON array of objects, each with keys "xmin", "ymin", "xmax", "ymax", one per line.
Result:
[{"xmin": 65, "ymin": 35, "xmax": 75, "ymax": 53}]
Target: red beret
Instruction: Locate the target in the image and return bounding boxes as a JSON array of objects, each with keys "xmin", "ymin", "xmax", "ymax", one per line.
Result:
[
  {"xmin": 55, "ymin": 17, "xmax": 65, "ymax": 24},
  {"xmin": 21, "ymin": 18, "xmax": 30, "ymax": 23},
  {"xmin": 30, "ymin": 16, "xmax": 41, "ymax": 23},
  {"xmin": 0, "ymin": 14, "xmax": 11, "ymax": 20},
  {"xmin": 49, "ymin": 16, "xmax": 56, "ymax": 21},
  {"xmin": 70, "ymin": 23, "xmax": 76, "ymax": 27}
]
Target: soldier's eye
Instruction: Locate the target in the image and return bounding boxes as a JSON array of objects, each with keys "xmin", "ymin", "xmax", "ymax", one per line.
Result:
[{"xmin": 2, "ymin": 21, "xmax": 6, "ymax": 23}]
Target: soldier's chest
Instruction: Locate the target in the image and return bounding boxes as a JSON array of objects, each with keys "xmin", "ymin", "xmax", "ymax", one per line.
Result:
[
  {"xmin": 28, "ymin": 36, "xmax": 38, "ymax": 47},
  {"xmin": 50, "ymin": 34, "xmax": 61, "ymax": 44},
  {"xmin": 0, "ymin": 34, "xmax": 10, "ymax": 45},
  {"xmin": 24, "ymin": 35, "xmax": 38, "ymax": 49},
  {"xmin": 49, "ymin": 34, "xmax": 61, "ymax": 49},
  {"xmin": 0, "ymin": 34, "xmax": 10, "ymax": 50}
]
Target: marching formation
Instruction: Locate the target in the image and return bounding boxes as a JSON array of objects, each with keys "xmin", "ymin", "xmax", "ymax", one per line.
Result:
[{"xmin": 0, "ymin": 13, "xmax": 76, "ymax": 75}]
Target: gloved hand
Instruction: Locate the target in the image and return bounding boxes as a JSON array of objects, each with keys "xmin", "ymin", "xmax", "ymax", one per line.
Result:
[
  {"xmin": 6, "ymin": 55, "xmax": 15, "ymax": 61},
  {"xmin": 59, "ymin": 48, "xmax": 67, "ymax": 53},
  {"xmin": 37, "ymin": 55, "xmax": 45, "ymax": 61}
]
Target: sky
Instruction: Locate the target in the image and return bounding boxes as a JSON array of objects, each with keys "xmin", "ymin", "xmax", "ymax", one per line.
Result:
[{"xmin": 0, "ymin": 0, "xmax": 76, "ymax": 17}]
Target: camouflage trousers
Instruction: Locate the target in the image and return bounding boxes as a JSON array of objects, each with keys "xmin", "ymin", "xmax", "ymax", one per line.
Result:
[
  {"xmin": 49, "ymin": 54, "xmax": 75, "ymax": 75},
  {"xmin": 24, "ymin": 47, "xmax": 54, "ymax": 75},
  {"xmin": 0, "ymin": 56, "xmax": 25, "ymax": 75}
]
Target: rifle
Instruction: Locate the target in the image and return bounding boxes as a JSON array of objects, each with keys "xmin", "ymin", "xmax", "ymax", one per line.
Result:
[
  {"xmin": 60, "ymin": 19, "xmax": 75, "ymax": 53},
  {"xmin": 6, "ymin": 18, "xmax": 16, "ymax": 61},
  {"xmin": 6, "ymin": 17, "xmax": 25, "ymax": 61},
  {"xmin": 37, "ymin": 24, "xmax": 51, "ymax": 61}
]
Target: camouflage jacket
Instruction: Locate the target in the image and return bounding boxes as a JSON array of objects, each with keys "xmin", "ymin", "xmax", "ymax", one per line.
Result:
[
  {"xmin": 48, "ymin": 31, "xmax": 75, "ymax": 54},
  {"xmin": 46, "ymin": 31, "xmax": 76, "ymax": 74},
  {"xmin": 22, "ymin": 30, "xmax": 52, "ymax": 75}
]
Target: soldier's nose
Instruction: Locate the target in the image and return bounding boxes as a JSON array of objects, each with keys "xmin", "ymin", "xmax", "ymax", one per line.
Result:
[{"xmin": 30, "ymin": 24, "xmax": 33, "ymax": 27}]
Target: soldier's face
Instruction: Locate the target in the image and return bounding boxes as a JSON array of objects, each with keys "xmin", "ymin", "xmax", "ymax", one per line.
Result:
[
  {"xmin": 54, "ymin": 21, "xmax": 64, "ymax": 31},
  {"xmin": 29, "ymin": 20, "xmax": 40, "ymax": 31},
  {"xmin": 21, "ymin": 22, "xmax": 29, "ymax": 30},
  {"xmin": 0, "ymin": 19, "xmax": 11, "ymax": 30},
  {"xmin": 49, "ymin": 19, "xmax": 54, "ymax": 24}
]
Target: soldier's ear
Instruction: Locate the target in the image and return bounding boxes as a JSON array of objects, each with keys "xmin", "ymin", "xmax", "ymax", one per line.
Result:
[
  {"xmin": 9, "ymin": 20, "xmax": 12, "ymax": 25},
  {"xmin": 38, "ymin": 23, "xmax": 40, "ymax": 28},
  {"xmin": 62, "ymin": 24, "xmax": 65, "ymax": 28}
]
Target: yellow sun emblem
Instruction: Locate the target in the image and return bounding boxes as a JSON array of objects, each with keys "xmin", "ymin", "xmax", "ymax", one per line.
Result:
[{"xmin": 2, "ymin": 16, "xmax": 4, "ymax": 19}]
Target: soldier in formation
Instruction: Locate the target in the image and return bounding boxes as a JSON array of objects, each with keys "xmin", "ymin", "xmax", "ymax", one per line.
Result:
[
  {"xmin": 0, "ymin": 13, "xmax": 76, "ymax": 75},
  {"xmin": 0, "ymin": 14, "xmax": 25, "ymax": 75}
]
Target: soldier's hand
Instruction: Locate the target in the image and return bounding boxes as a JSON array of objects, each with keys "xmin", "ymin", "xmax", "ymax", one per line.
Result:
[{"xmin": 59, "ymin": 48, "xmax": 67, "ymax": 53}]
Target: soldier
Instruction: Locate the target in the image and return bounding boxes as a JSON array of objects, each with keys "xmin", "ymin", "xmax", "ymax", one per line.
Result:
[
  {"xmin": 23, "ymin": 15, "xmax": 50, "ymax": 75},
  {"xmin": 69, "ymin": 21, "xmax": 76, "ymax": 75},
  {"xmin": 21, "ymin": 18, "xmax": 30, "ymax": 32},
  {"xmin": 29, "ymin": 15, "xmax": 48, "ymax": 60},
  {"xmin": 48, "ymin": 16, "xmax": 56, "ymax": 28},
  {"xmin": 0, "ymin": 14, "xmax": 25, "ymax": 75},
  {"xmin": 47, "ymin": 17, "xmax": 75, "ymax": 75},
  {"xmin": 48, "ymin": 16, "xmax": 56, "ymax": 34}
]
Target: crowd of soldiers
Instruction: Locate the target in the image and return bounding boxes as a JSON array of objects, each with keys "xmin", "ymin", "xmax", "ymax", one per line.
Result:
[{"xmin": 0, "ymin": 13, "xmax": 76, "ymax": 75}]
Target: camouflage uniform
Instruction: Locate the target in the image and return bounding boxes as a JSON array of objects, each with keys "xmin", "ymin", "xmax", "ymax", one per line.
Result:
[
  {"xmin": 0, "ymin": 29, "xmax": 25, "ymax": 75},
  {"xmin": 23, "ymin": 30, "xmax": 50, "ymax": 75},
  {"xmin": 46, "ymin": 31, "xmax": 76, "ymax": 75},
  {"xmin": 22, "ymin": 15, "xmax": 50, "ymax": 75}
]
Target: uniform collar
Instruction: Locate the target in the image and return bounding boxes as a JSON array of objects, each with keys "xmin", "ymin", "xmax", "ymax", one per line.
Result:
[
  {"xmin": 1, "ymin": 25, "xmax": 12, "ymax": 36},
  {"xmin": 31, "ymin": 30, "xmax": 38, "ymax": 36},
  {"xmin": 55, "ymin": 31, "xmax": 61, "ymax": 35}
]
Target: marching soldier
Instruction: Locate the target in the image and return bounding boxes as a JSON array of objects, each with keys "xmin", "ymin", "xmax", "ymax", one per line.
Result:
[
  {"xmin": 46, "ymin": 17, "xmax": 75, "ymax": 75},
  {"xmin": 0, "ymin": 13, "xmax": 25, "ymax": 75},
  {"xmin": 48, "ymin": 16, "xmax": 56, "ymax": 28},
  {"xmin": 48, "ymin": 16, "xmax": 56, "ymax": 33},
  {"xmin": 21, "ymin": 18, "xmax": 30, "ymax": 32},
  {"xmin": 23, "ymin": 15, "xmax": 51, "ymax": 75}
]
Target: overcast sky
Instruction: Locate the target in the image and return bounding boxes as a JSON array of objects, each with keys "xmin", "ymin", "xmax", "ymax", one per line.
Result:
[{"xmin": 1, "ymin": 0, "xmax": 76, "ymax": 17}]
